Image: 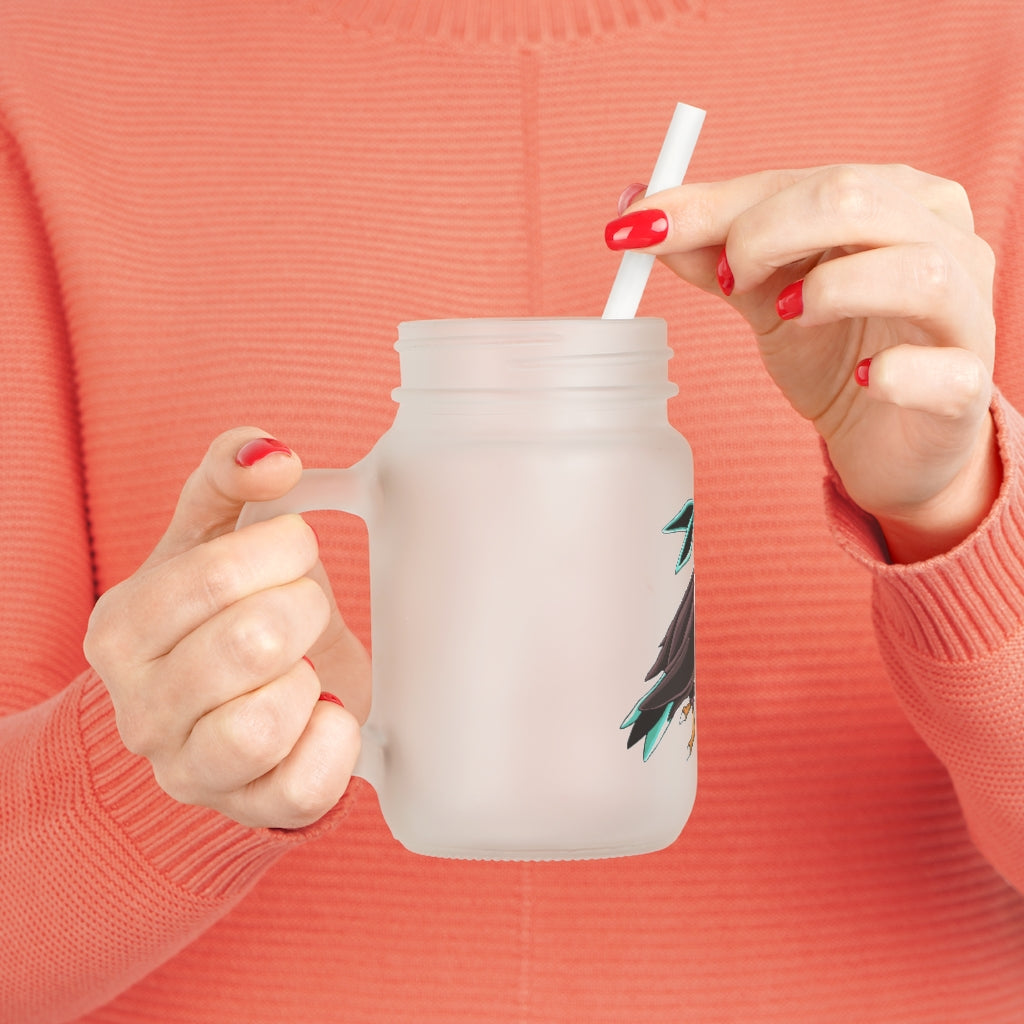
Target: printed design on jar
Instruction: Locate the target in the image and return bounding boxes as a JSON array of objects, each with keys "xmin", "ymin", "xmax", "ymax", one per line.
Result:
[{"xmin": 620, "ymin": 500, "xmax": 695, "ymax": 762}]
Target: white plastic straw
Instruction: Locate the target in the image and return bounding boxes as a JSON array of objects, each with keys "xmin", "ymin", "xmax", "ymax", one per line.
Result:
[{"xmin": 602, "ymin": 102, "xmax": 706, "ymax": 319}]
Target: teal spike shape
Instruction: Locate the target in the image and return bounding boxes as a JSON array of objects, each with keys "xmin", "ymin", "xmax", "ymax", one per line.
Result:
[
  {"xmin": 642, "ymin": 701, "xmax": 675, "ymax": 761},
  {"xmin": 620, "ymin": 701, "xmax": 642, "ymax": 729},
  {"xmin": 620, "ymin": 681, "xmax": 677, "ymax": 762},
  {"xmin": 663, "ymin": 499, "xmax": 694, "ymax": 574},
  {"xmin": 620, "ymin": 674, "xmax": 660, "ymax": 729}
]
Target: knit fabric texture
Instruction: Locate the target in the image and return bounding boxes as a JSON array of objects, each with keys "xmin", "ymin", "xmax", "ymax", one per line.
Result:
[{"xmin": 1, "ymin": 1, "xmax": 1023, "ymax": 1021}]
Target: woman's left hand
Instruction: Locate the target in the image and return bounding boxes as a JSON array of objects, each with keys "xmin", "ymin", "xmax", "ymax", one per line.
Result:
[{"xmin": 606, "ymin": 164, "xmax": 1000, "ymax": 562}]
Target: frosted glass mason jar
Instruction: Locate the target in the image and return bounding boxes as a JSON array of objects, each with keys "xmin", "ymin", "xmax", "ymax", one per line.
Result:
[{"xmin": 239, "ymin": 318, "xmax": 696, "ymax": 860}]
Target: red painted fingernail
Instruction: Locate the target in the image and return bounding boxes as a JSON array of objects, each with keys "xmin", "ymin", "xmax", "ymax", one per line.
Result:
[
  {"xmin": 235, "ymin": 437, "xmax": 293, "ymax": 468},
  {"xmin": 776, "ymin": 279, "xmax": 804, "ymax": 320},
  {"xmin": 855, "ymin": 357, "xmax": 872, "ymax": 387},
  {"xmin": 302, "ymin": 655, "xmax": 316, "ymax": 672},
  {"xmin": 616, "ymin": 182, "xmax": 648, "ymax": 216},
  {"xmin": 716, "ymin": 247, "xmax": 734, "ymax": 296},
  {"xmin": 604, "ymin": 208, "xmax": 669, "ymax": 250},
  {"xmin": 318, "ymin": 691, "xmax": 345, "ymax": 708}
]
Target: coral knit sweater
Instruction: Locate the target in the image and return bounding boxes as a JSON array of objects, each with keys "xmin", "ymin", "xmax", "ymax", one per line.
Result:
[{"xmin": 2, "ymin": 1, "xmax": 1023, "ymax": 1021}]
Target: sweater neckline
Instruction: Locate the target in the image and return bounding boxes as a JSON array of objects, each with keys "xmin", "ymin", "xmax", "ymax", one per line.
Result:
[{"xmin": 319, "ymin": 0, "xmax": 704, "ymax": 44}]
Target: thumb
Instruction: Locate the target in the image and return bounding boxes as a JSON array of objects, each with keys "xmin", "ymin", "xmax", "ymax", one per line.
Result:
[{"xmin": 145, "ymin": 427, "xmax": 304, "ymax": 568}]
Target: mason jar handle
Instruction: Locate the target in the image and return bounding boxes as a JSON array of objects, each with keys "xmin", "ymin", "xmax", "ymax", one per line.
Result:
[
  {"xmin": 235, "ymin": 464, "xmax": 386, "ymax": 792},
  {"xmin": 235, "ymin": 466, "xmax": 372, "ymax": 527}
]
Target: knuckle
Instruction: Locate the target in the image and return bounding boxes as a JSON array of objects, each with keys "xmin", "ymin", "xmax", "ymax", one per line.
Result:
[
  {"xmin": 83, "ymin": 587, "xmax": 130, "ymax": 669},
  {"xmin": 221, "ymin": 696, "xmax": 291, "ymax": 768},
  {"xmin": 196, "ymin": 550, "xmax": 247, "ymax": 612},
  {"xmin": 766, "ymin": 167, "xmax": 802, "ymax": 195},
  {"xmin": 938, "ymin": 176, "xmax": 971, "ymax": 214},
  {"xmin": 821, "ymin": 165, "xmax": 879, "ymax": 224},
  {"xmin": 908, "ymin": 243, "xmax": 953, "ymax": 297},
  {"xmin": 947, "ymin": 355, "xmax": 989, "ymax": 407},
  {"xmin": 927, "ymin": 174, "xmax": 975, "ymax": 232},
  {"xmin": 280, "ymin": 715, "xmax": 359, "ymax": 826},
  {"xmin": 918, "ymin": 352, "xmax": 990, "ymax": 421},
  {"xmin": 222, "ymin": 607, "xmax": 290, "ymax": 674},
  {"xmin": 885, "ymin": 161, "xmax": 915, "ymax": 179},
  {"xmin": 278, "ymin": 763, "xmax": 336, "ymax": 826},
  {"xmin": 81, "ymin": 619, "xmax": 107, "ymax": 672},
  {"xmin": 219, "ymin": 577, "xmax": 327, "ymax": 677}
]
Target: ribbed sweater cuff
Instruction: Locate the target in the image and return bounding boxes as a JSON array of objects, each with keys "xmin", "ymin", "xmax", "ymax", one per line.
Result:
[
  {"xmin": 824, "ymin": 390, "xmax": 1024, "ymax": 661},
  {"xmin": 77, "ymin": 669, "xmax": 355, "ymax": 903}
]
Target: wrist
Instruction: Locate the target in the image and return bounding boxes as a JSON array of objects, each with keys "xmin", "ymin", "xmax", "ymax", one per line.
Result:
[{"xmin": 873, "ymin": 413, "xmax": 1002, "ymax": 563}]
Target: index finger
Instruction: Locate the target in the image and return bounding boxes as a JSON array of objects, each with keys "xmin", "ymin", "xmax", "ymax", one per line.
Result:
[
  {"xmin": 117, "ymin": 513, "xmax": 320, "ymax": 662},
  {"xmin": 626, "ymin": 163, "xmax": 975, "ymax": 257}
]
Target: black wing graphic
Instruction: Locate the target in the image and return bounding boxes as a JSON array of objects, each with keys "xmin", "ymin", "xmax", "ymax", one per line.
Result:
[{"xmin": 621, "ymin": 500, "xmax": 695, "ymax": 761}]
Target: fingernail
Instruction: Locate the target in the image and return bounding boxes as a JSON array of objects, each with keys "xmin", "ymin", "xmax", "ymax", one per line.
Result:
[
  {"xmin": 776, "ymin": 280, "xmax": 804, "ymax": 320},
  {"xmin": 236, "ymin": 437, "xmax": 293, "ymax": 468},
  {"xmin": 302, "ymin": 655, "xmax": 316, "ymax": 672},
  {"xmin": 604, "ymin": 208, "xmax": 669, "ymax": 250},
  {"xmin": 855, "ymin": 357, "xmax": 872, "ymax": 387},
  {"xmin": 716, "ymin": 247, "xmax": 734, "ymax": 296},
  {"xmin": 318, "ymin": 691, "xmax": 345, "ymax": 708},
  {"xmin": 616, "ymin": 182, "xmax": 648, "ymax": 216}
]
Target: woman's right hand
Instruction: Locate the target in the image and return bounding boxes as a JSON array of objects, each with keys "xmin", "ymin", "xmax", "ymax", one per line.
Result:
[
  {"xmin": 84, "ymin": 428, "xmax": 370, "ymax": 830},
  {"xmin": 608, "ymin": 165, "xmax": 998, "ymax": 562}
]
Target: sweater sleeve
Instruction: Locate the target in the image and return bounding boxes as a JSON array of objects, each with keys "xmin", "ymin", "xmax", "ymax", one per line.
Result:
[
  {"xmin": 825, "ymin": 391, "xmax": 1024, "ymax": 895},
  {"xmin": 0, "ymin": 130, "xmax": 352, "ymax": 1023}
]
